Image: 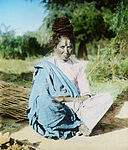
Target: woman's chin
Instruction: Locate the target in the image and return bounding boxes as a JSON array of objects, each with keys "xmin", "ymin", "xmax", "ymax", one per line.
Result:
[
  {"xmin": 62, "ymin": 56, "xmax": 70, "ymax": 61},
  {"xmin": 63, "ymin": 58, "xmax": 69, "ymax": 62}
]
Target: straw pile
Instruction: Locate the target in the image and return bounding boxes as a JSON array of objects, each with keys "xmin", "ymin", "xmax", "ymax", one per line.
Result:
[{"xmin": 0, "ymin": 81, "xmax": 30, "ymax": 121}]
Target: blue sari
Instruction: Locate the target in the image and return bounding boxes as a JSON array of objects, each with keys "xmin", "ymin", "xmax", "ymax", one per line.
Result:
[{"xmin": 27, "ymin": 61, "xmax": 83, "ymax": 139}]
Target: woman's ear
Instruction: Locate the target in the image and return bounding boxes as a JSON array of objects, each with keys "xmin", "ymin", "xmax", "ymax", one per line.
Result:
[
  {"xmin": 54, "ymin": 46, "xmax": 57, "ymax": 54},
  {"xmin": 54, "ymin": 45, "xmax": 57, "ymax": 49}
]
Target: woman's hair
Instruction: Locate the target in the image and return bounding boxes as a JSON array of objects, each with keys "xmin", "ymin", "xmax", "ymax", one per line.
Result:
[{"xmin": 52, "ymin": 17, "xmax": 76, "ymax": 48}]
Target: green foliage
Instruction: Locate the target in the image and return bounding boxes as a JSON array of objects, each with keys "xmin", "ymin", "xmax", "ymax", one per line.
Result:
[
  {"xmin": 0, "ymin": 29, "xmax": 50, "ymax": 59},
  {"xmin": 44, "ymin": 0, "xmax": 112, "ymax": 41},
  {"xmin": 84, "ymin": 0, "xmax": 128, "ymax": 83},
  {"xmin": 87, "ymin": 37, "xmax": 128, "ymax": 84},
  {"xmin": 102, "ymin": 0, "xmax": 128, "ymax": 32},
  {"xmin": 69, "ymin": 1, "xmax": 101, "ymax": 41},
  {"xmin": 40, "ymin": 0, "xmax": 128, "ymax": 81},
  {"xmin": 35, "ymin": 22, "xmax": 53, "ymax": 46}
]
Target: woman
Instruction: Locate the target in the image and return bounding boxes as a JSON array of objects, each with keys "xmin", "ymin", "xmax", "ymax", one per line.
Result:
[{"xmin": 27, "ymin": 17, "xmax": 113, "ymax": 139}]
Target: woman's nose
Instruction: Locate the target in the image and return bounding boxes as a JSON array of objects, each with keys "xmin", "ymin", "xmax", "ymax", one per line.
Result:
[{"xmin": 64, "ymin": 47, "xmax": 68, "ymax": 53}]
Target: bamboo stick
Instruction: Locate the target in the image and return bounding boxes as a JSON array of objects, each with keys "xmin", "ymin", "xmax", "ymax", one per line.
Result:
[{"xmin": 54, "ymin": 95, "xmax": 91, "ymax": 102}]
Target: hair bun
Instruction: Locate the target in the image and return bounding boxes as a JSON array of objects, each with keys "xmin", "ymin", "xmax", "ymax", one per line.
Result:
[{"xmin": 52, "ymin": 17, "xmax": 74, "ymax": 36}]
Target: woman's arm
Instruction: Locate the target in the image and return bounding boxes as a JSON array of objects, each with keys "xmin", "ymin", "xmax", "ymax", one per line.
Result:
[{"xmin": 76, "ymin": 62, "xmax": 91, "ymax": 96}]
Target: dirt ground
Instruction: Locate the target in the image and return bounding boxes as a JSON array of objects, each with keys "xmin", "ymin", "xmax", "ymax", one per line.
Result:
[
  {"xmin": 10, "ymin": 101, "xmax": 128, "ymax": 150},
  {"xmin": 11, "ymin": 125, "xmax": 128, "ymax": 150},
  {"xmin": 0, "ymin": 74, "xmax": 128, "ymax": 149}
]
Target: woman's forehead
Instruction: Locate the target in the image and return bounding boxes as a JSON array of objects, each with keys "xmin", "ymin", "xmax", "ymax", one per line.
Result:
[{"xmin": 58, "ymin": 37, "xmax": 72, "ymax": 46}]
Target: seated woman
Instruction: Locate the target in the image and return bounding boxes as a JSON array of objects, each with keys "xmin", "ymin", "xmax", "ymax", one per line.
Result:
[{"xmin": 27, "ymin": 17, "xmax": 113, "ymax": 139}]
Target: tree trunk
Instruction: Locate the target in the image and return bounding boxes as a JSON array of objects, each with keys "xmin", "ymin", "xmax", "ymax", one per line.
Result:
[
  {"xmin": 78, "ymin": 40, "xmax": 88, "ymax": 60},
  {"xmin": 0, "ymin": 81, "xmax": 30, "ymax": 121}
]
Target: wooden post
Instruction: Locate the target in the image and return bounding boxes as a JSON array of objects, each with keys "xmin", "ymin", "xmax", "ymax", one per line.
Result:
[{"xmin": 111, "ymin": 47, "xmax": 114, "ymax": 83}]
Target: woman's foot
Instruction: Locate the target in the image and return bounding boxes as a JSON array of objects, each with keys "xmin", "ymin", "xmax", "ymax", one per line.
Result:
[{"xmin": 78, "ymin": 124, "xmax": 90, "ymax": 136}]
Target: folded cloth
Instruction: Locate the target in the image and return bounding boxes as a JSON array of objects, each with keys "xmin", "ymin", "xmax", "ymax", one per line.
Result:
[{"xmin": 27, "ymin": 61, "xmax": 83, "ymax": 139}]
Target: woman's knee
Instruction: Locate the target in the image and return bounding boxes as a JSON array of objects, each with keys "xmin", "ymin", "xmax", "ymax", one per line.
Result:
[{"xmin": 101, "ymin": 92, "xmax": 113, "ymax": 105}]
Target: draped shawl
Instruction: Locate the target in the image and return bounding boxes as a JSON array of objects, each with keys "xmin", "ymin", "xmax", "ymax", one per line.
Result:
[{"xmin": 27, "ymin": 61, "xmax": 83, "ymax": 139}]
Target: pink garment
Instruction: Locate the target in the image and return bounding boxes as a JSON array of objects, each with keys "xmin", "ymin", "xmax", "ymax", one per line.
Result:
[
  {"xmin": 47, "ymin": 56, "xmax": 113, "ymax": 133},
  {"xmin": 47, "ymin": 56, "xmax": 90, "ymax": 96}
]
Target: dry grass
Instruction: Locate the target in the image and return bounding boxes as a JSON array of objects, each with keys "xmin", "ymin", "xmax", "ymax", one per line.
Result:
[
  {"xmin": 0, "ymin": 58, "xmax": 41, "ymax": 74},
  {"xmin": 90, "ymin": 79, "xmax": 128, "ymax": 101}
]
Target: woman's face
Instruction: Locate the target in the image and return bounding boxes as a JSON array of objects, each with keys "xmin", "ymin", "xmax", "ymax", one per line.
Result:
[{"xmin": 54, "ymin": 36, "xmax": 74, "ymax": 61}]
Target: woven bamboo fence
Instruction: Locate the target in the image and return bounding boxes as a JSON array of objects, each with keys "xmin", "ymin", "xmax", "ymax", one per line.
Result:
[{"xmin": 0, "ymin": 81, "xmax": 30, "ymax": 121}]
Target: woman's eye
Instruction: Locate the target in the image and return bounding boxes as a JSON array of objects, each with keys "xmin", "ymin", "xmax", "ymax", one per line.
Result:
[
  {"xmin": 61, "ymin": 46, "xmax": 65, "ymax": 49},
  {"xmin": 67, "ymin": 46, "xmax": 72, "ymax": 49}
]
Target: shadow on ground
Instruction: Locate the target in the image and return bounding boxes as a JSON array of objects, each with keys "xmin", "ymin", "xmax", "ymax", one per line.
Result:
[{"xmin": 0, "ymin": 71, "xmax": 33, "ymax": 88}]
